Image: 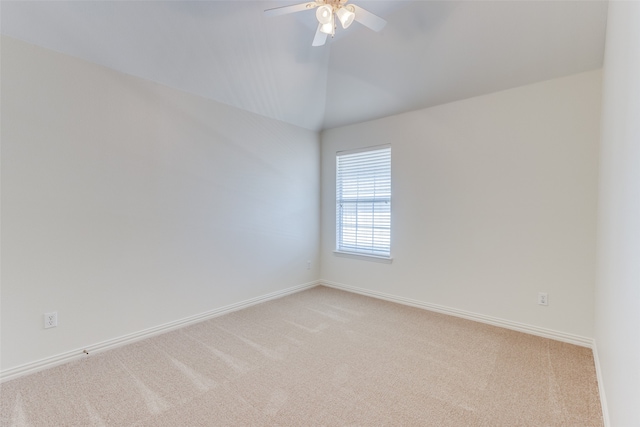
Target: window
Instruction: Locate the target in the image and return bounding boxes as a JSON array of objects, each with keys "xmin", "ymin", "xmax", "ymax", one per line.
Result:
[{"xmin": 336, "ymin": 145, "xmax": 391, "ymax": 258}]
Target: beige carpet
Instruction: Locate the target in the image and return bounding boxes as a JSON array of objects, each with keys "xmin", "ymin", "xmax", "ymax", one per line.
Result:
[{"xmin": 1, "ymin": 286, "xmax": 602, "ymax": 426}]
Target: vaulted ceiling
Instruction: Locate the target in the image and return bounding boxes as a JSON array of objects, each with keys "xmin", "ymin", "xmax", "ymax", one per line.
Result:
[{"xmin": 1, "ymin": 1, "xmax": 608, "ymax": 131}]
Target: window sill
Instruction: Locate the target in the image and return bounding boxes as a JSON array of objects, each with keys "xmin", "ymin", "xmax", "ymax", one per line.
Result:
[{"xmin": 333, "ymin": 251, "xmax": 393, "ymax": 264}]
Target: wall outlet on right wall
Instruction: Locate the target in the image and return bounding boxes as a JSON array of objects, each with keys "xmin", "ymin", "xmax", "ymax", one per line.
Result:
[{"xmin": 538, "ymin": 292, "xmax": 548, "ymax": 306}]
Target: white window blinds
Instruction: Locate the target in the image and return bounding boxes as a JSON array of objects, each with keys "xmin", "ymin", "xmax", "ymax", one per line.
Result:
[{"xmin": 336, "ymin": 146, "xmax": 391, "ymax": 258}]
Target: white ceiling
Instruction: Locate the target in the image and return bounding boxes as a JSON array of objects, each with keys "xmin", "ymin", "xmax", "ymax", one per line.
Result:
[{"xmin": 1, "ymin": 1, "xmax": 608, "ymax": 131}]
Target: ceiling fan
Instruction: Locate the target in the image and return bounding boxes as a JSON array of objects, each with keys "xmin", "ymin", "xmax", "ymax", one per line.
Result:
[{"xmin": 264, "ymin": 0, "xmax": 387, "ymax": 46}]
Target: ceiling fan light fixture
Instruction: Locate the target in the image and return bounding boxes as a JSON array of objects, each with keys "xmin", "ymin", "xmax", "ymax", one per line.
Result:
[
  {"xmin": 263, "ymin": 0, "xmax": 387, "ymax": 47},
  {"xmin": 319, "ymin": 19, "xmax": 334, "ymax": 35},
  {"xmin": 336, "ymin": 5, "xmax": 355, "ymax": 29},
  {"xmin": 316, "ymin": 5, "xmax": 333, "ymax": 25}
]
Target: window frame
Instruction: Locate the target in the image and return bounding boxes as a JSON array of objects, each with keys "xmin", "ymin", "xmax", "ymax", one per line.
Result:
[{"xmin": 335, "ymin": 144, "xmax": 392, "ymax": 262}]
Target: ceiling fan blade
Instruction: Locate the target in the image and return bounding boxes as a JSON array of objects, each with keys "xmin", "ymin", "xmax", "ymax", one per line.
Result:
[
  {"xmin": 264, "ymin": 2, "xmax": 318, "ymax": 17},
  {"xmin": 351, "ymin": 4, "xmax": 387, "ymax": 32},
  {"xmin": 312, "ymin": 23, "xmax": 328, "ymax": 46}
]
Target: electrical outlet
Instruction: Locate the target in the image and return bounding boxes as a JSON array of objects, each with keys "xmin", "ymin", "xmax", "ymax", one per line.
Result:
[
  {"xmin": 307, "ymin": 260, "xmax": 311, "ymax": 270},
  {"xmin": 44, "ymin": 312, "xmax": 58, "ymax": 328},
  {"xmin": 538, "ymin": 293, "xmax": 548, "ymax": 306}
]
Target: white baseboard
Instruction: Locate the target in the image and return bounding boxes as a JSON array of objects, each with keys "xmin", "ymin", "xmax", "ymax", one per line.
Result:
[
  {"xmin": 0, "ymin": 280, "xmax": 320, "ymax": 383},
  {"xmin": 591, "ymin": 341, "xmax": 611, "ymax": 427},
  {"xmin": 319, "ymin": 280, "xmax": 593, "ymax": 347}
]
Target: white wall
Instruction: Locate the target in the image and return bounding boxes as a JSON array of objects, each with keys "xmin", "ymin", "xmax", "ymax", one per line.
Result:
[
  {"xmin": 1, "ymin": 36, "xmax": 320, "ymax": 372},
  {"xmin": 595, "ymin": 1, "xmax": 640, "ymax": 425},
  {"xmin": 321, "ymin": 70, "xmax": 602, "ymax": 338}
]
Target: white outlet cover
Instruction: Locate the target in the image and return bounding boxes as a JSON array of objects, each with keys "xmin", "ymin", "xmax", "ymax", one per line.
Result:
[
  {"xmin": 44, "ymin": 312, "xmax": 58, "ymax": 328},
  {"xmin": 538, "ymin": 293, "xmax": 548, "ymax": 306}
]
